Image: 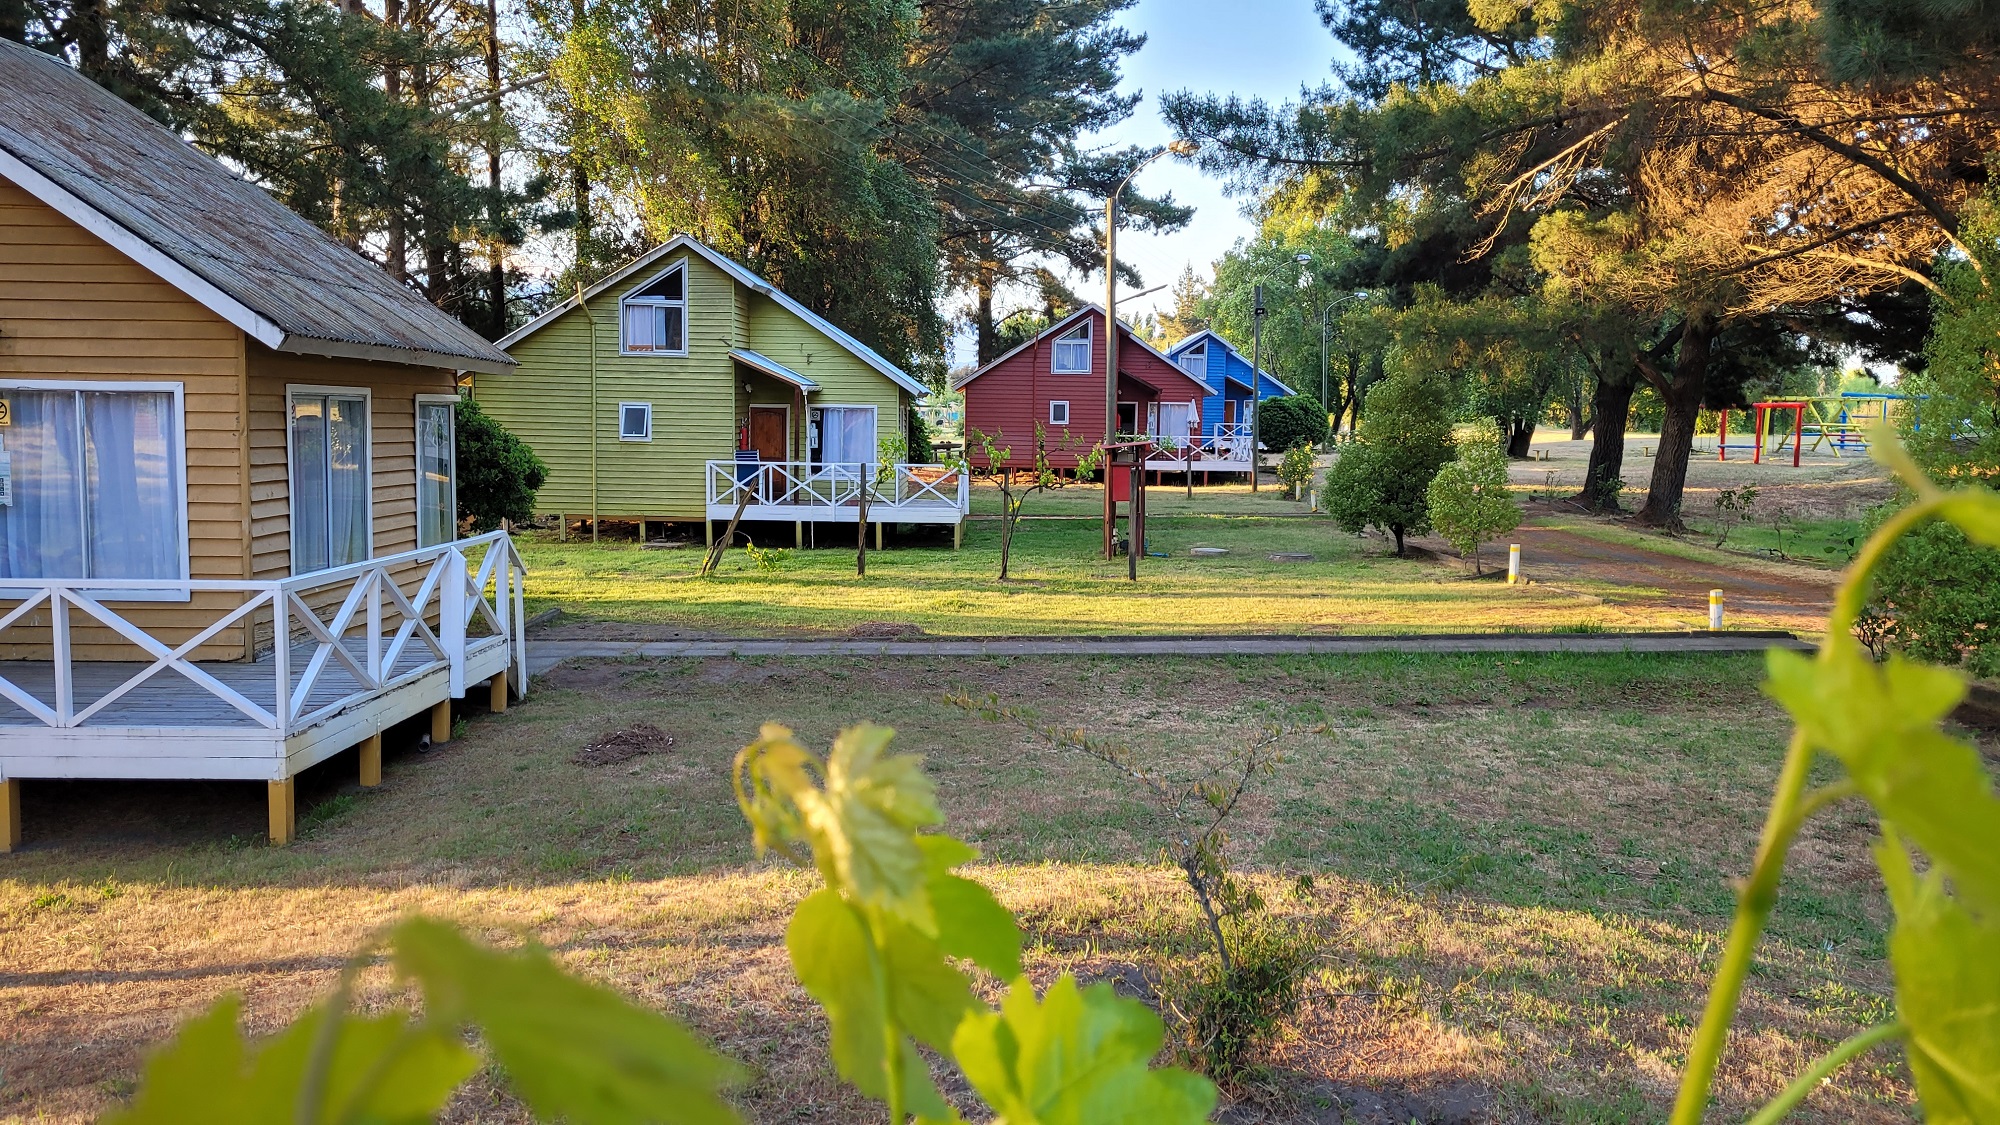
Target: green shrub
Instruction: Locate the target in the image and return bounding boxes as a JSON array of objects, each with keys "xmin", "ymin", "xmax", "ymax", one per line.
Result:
[
  {"xmin": 1275, "ymin": 444, "xmax": 1317, "ymax": 498},
  {"xmin": 1322, "ymin": 375, "xmax": 1454, "ymax": 555},
  {"xmin": 1162, "ymin": 918, "xmax": 1314, "ymax": 1081},
  {"xmin": 1425, "ymin": 420, "xmax": 1521, "ymax": 572},
  {"xmin": 457, "ymin": 398, "xmax": 550, "ymax": 532},
  {"xmin": 1871, "ymin": 518, "xmax": 2000, "ymax": 677},
  {"xmin": 906, "ymin": 406, "xmax": 936, "ymax": 463},
  {"xmin": 1257, "ymin": 393, "xmax": 1329, "ymax": 452}
]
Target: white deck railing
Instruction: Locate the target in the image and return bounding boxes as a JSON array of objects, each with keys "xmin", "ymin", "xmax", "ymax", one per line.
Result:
[
  {"xmin": 1143, "ymin": 424, "xmax": 1253, "ymax": 466},
  {"xmin": 705, "ymin": 461, "xmax": 970, "ymax": 519},
  {"xmin": 0, "ymin": 531, "xmax": 527, "ymax": 735}
]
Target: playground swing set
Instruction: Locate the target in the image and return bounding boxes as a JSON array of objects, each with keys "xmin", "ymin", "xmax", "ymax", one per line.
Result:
[{"xmin": 1713, "ymin": 391, "xmax": 1905, "ymax": 466}]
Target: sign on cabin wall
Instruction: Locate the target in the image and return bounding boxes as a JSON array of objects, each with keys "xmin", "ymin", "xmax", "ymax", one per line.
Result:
[{"xmin": 0, "ymin": 395, "xmax": 10, "ymax": 426}]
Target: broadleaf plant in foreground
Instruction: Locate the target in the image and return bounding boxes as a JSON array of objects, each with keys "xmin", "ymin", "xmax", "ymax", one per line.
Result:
[
  {"xmin": 1671, "ymin": 432, "xmax": 2000, "ymax": 1123},
  {"xmin": 735, "ymin": 721, "xmax": 1217, "ymax": 1124}
]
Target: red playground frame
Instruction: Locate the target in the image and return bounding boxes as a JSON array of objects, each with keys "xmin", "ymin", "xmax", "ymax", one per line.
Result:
[{"xmin": 1717, "ymin": 401, "xmax": 1806, "ymax": 466}]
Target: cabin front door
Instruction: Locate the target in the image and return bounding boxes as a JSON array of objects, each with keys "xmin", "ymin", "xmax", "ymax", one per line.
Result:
[
  {"xmin": 748, "ymin": 406, "xmax": 789, "ymax": 462},
  {"xmin": 1116, "ymin": 401, "xmax": 1139, "ymax": 435},
  {"xmin": 1222, "ymin": 399, "xmax": 1237, "ymax": 427}
]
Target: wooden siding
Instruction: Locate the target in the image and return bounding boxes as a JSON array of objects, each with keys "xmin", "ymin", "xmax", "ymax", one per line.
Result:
[
  {"xmin": 477, "ymin": 251, "xmax": 911, "ymax": 521},
  {"xmin": 962, "ymin": 310, "xmax": 1206, "ymax": 470}
]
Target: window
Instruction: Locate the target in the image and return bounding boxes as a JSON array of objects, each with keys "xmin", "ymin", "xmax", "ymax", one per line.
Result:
[
  {"xmin": 620, "ymin": 263, "xmax": 688, "ymax": 355},
  {"xmin": 289, "ymin": 389, "xmax": 371, "ymax": 574},
  {"xmin": 1178, "ymin": 342, "xmax": 1207, "ymax": 377},
  {"xmin": 811, "ymin": 406, "xmax": 877, "ymax": 466},
  {"xmin": 619, "ymin": 403, "xmax": 653, "ymax": 441},
  {"xmin": 0, "ymin": 383, "xmax": 186, "ymax": 584},
  {"xmin": 416, "ymin": 396, "xmax": 457, "ymax": 548},
  {"xmin": 1048, "ymin": 400, "xmax": 1070, "ymax": 426},
  {"xmin": 1051, "ymin": 321, "xmax": 1091, "ymax": 373}
]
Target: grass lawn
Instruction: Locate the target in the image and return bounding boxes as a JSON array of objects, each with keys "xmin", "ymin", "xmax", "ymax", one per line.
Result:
[
  {"xmin": 1, "ymin": 652, "xmax": 1930, "ymax": 1123},
  {"xmin": 518, "ymin": 508, "xmax": 1766, "ymax": 637}
]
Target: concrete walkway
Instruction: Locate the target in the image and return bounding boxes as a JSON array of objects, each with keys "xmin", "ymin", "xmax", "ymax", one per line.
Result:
[{"xmin": 525, "ymin": 631, "xmax": 1808, "ymax": 675}]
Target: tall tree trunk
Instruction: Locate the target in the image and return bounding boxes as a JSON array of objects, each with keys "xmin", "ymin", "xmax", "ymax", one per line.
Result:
[
  {"xmin": 1569, "ymin": 376, "xmax": 1590, "ymax": 440},
  {"xmin": 484, "ymin": 0, "xmax": 505, "ymax": 338},
  {"xmin": 1637, "ymin": 319, "xmax": 1713, "ymax": 528},
  {"xmin": 73, "ymin": 0, "xmax": 108, "ymax": 79},
  {"xmin": 383, "ymin": 0, "xmax": 407, "ymax": 283},
  {"xmin": 974, "ymin": 254, "xmax": 998, "ymax": 365},
  {"xmin": 569, "ymin": 0, "xmax": 591, "ymax": 273},
  {"xmin": 1577, "ymin": 372, "xmax": 1636, "ymax": 510}
]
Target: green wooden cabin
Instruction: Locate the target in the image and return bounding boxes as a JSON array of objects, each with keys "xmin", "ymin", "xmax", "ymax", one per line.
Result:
[{"xmin": 478, "ymin": 236, "xmax": 960, "ymax": 540}]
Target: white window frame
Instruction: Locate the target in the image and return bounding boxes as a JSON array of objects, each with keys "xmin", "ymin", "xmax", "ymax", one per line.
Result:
[
  {"xmin": 1178, "ymin": 342, "xmax": 1207, "ymax": 377},
  {"xmin": 0, "ymin": 378, "xmax": 191, "ymax": 600},
  {"xmin": 414, "ymin": 393, "xmax": 458, "ymax": 549},
  {"xmin": 618, "ymin": 402, "xmax": 654, "ymax": 442},
  {"xmin": 285, "ymin": 384, "xmax": 374, "ymax": 575},
  {"xmin": 1051, "ymin": 321, "xmax": 1091, "ymax": 374},
  {"xmin": 811, "ymin": 403, "xmax": 880, "ymax": 470},
  {"xmin": 1048, "ymin": 400, "xmax": 1070, "ymax": 426},
  {"xmin": 619, "ymin": 261, "xmax": 690, "ymax": 357}
]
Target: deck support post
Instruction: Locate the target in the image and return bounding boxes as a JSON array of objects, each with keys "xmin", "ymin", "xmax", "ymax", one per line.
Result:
[
  {"xmin": 268, "ymin": 778, "xmax": 295, "ymax": 846},
  {"xmin": 558, "ymin": 514, "xmax": 566, "ymax": 542},
  {"xmin": 796, "ymin": 521, "xmax": 803, "ymax": 549},
  {"xmin": 489, "ymin": 671, "xmax": 508, "ymax": 713},
  {"xmin": 1, "ymin": 778, "xmax": 20, "ymax": 852},
  {"xmin": 359, "ymin": 733, "xmax": 382, "ymax": 787},
  {"xmin": 638, "ymin": 519, "xmax": 647, "ymax": 543},
  {"xmin": 704, "ymin": 520, "xmax": 714, "ymax": 548},
  {"xmin": 953, "ymin": 519, "xmax": 963, "ymax": 551},
  {"xmin": 875, "ymin": 522, "xmax": 884, "ymax": 551},
  {"xmin": 431, "ymin": 700, "xmax": 453, "ymax": 745}
]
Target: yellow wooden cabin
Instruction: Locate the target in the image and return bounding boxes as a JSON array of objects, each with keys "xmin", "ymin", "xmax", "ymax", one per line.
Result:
[{"xmin": 0, "ymin": 40, "xmax": 528, "ymax": 849}]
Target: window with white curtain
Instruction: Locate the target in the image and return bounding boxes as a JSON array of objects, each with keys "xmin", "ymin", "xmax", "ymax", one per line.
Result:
[
  {"xmin": 812, "ymin": 406, "xmax": 876, "ymax": 467},
  {"xmin": 416, "ymin": 397, "xmax": 456, "ymax": 548},
  {"xmin": 1178, "ymin": 342, "xmax": 1207, "ymax": 377},
  {"xmin": 0, "ymin": 384, "xmax": 185, "ymax": 584},
  {"xmin": 289, "ymin": 390, "xmax": 371, "ymax": 573},
  {"xmin": 620, "ymin": 263, "xmax": 688, "ymax": 355},
  {"xmin": 1051, "ymin": 321, "xmax": 1091, "ymax": 373}
]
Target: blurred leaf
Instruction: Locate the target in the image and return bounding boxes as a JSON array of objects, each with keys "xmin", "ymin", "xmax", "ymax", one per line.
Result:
[
  {"xmin": 394, "ymin": 918, "xmax": 742, "ymax": 1125},
  {"xmin": 101, "ymin": 996, "xmax": 250, "ymax": 1124},
  {"xmin": 1877, "ymin": 833, "xmax": 2000, "ymax": 1122},
  {"xmin": 919, "ymin": 835, "xmax": 1023, "ymax": 980},
  {"xmin": 813, "ymin": 723, "xmax": 941, "ymax": 924},
  {"xmin": 737, "ymin": 723, "xmax": 817, "ymax": 859},
  {"xmin": 953, "ymin": 975, "xmax": 1217, "ymax": 1125},
  {"xmin": 1766, "ymin": 646, "xmax": 2000, "ymax": 914},
  {"xmin": 1941, "ymin": 492, "xmax": 2000, "ymax": 551},
  {"xmin": 787, "ymin": 889, "xmax": 953, "ymax": 1118}
]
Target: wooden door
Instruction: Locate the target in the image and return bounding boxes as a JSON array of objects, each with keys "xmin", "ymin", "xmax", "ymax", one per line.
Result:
[
  {"xmin": 1222, "ymin": 399, "xmax": 1237, "ymax": 426},
  {"xmin": 749, "ymin": 407, "xmax": 789, "ymax": 462}
]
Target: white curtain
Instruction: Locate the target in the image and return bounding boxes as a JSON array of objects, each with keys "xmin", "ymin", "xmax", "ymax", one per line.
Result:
[
  {"xmin": 0, "ymin": 388, "xmax": 180, "ymax": 581},
  {"xmin": 818, "ymin": 407, "xmax": 876, "ymax": 467},
  {"xmin": 416, "ymin": 401, "xmax": 455, "ymax": 547},
  {"xmin": 290, "ymin": 393, "xmax": 369, "ymax": 572},
  {"xmin": 1157, "ymin": 402, "xmax": 1192, "ymax": 448}
]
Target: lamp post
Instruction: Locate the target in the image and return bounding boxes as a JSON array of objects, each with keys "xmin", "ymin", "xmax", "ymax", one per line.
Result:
[
  {"xmin": 1292, "ymin": 253, "xmax": 1364, "ymax": 437},
  {"xmin": 1102, "ymin": 139, "xmax": 1197, "ymax": 559},
  {"xmin": 1249, "ymin": 283, "xmax": 1266, "ymax": 491}
]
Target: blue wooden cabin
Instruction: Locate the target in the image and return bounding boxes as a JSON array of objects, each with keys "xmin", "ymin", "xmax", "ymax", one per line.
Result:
[{"xmin": 1162, "ymin": 330, "xmax": 1295, "ymax": 440}]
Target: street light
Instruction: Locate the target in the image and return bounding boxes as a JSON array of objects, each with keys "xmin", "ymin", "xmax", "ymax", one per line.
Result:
[
  {"xmin": 1102, "ymin": 138, "xmax": 1198, "ymax": 559},
  {"xmin": 1293, "ymin": 252, "xmax": 1365, "ymax": 435}
]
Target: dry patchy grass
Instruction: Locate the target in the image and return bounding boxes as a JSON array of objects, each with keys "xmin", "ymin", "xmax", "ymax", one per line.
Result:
[{"xmin": 3, "ymin": 653, "xmax": 1946, "ymax": 1123}]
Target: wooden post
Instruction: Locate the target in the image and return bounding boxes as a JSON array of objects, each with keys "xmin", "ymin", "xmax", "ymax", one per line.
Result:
[
  {"xmin": 359, "ymin": 733, "xmax": 382, "ymax": 787},
  {"xmin": 953, "ymin": 518, "xmax": 963, "ymax": 551},
  {"xmin": 856, "ymin": 464, "xmax": 871, "ymax": 578},
  {"xmin": 704, "ymin": 519, "xmax": 713, "ymax": 548},
  {"xmin": 796, "ymin": 521, "xmax": 803, "ymax": 549},
  {"xmin": 558, "ymin": 514, "xmax": 566, "ymax": 542},
  {"xmin": 638, "ymin": 518, "xmax": 647, "ymax": 542},
  {"xmin": 268, "ymin": 778, "xmax": 295, "ymax": 846},
  {"xmin": 875, "ymin": 521, "xmax": 884, "ymax": 551},
  {"xmin": 489, "ymin": 670, "xmax": 508, "ymax": 713},
  {"xmin": 431, "ymin": 699, "xmax": 453, "ymax": 745},
  {"xmin": 1, "ymin": 778, "xmax": 20, "ymax": 853}
]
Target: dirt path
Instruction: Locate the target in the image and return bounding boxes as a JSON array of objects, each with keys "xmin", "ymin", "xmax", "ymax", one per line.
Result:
[{"xmin": 1507, "ymin": 520, "xmax": 1836, "ymax": 633}]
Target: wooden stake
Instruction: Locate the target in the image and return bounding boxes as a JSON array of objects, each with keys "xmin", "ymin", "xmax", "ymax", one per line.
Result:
[
  {"xmin": 700, "ymin": 489, "xmax": 754, "ymax": 577},
  {"xmin": 1, "ymin": 778, "xmax": 20, "ymax": 853},
  {"xmin": 489, "ymin": 670, "xmax": 508, "ymax": 713},
  {"xmin": 359, "ymin": 733, "xmax": 382, "ymax": 787},
  {"xmin": 268, "ymin": 778, "xmax": 295, "ymax": 846},
  {"xmin": 431, "ymin": 699, "xmax": 453, "ymax": 745}
]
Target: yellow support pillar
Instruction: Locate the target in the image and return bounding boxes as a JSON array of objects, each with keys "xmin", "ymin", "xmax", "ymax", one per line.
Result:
[
  {"xmin": 1, "ymin": 778, "xmax": 20, "ymax": 853},
  {"xmin": 875, "ymin": 522, "xmax": 884, "ymax": 551},
  {"xmin": 359, "ymin": 733, "xmax": 382, "ymax": 787},
  {"xmin": 431, "ymin": 700, "xmax": 453, "ymax": 745},
  {"xmin": 268, "ymin": 778, "xmax": 295, "ymax": 846},
  {"xmin": 489, "ymin": 671, "xmax": 509, "ymax": 714}
]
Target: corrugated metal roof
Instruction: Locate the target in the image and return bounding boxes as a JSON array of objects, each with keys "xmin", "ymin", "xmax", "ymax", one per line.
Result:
[
  {"xmin": 0, "ymin": 40, "xmax": 514, "ymax": 374},
  {"xmin": 730, "ymin": 348, "xmax": 820, "ymax": 391}
]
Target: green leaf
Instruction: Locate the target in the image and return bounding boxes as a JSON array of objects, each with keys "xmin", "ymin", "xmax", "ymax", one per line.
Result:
[
  {"xmin": 809, "ymin": 723, "xmax": 942, "ymax": 923},
  {"xmin": 1765, "ymin": 646, "xmax": 2000, "ymax": 913},
  {"xmin": 918, "ymin": 835, "xmax": 1023, "ymax": 980},
  {"xmin": 1877, "ymin": 833, "xmax": 2000, "ymax": 1122},
  {"xmin": 786, "ymin": 888, "xmax": 956, "ymax": 1118},
  {"xmin": 953, "ymin": 975, "xmax": 1217, "ymax": 1125},
  {"xmin": 1941, "ymin": 491, "xmax": 2000, "ymax": 551},
  {"xmin": 393, "ymin": 917, "xmax": 742, "ymax": 1125},
  {"xmin": 101, "ymin": 996, "xmax": 251, "ymax": 1124}
]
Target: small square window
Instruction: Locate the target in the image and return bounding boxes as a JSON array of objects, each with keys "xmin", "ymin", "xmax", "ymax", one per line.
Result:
[
  {"xmin": 619, "ymin": 402, "xmax": 653, "ymax": 441},
  {"xmin": 1049, "ymin": 400, "xmax": 1070, "ymax": 425}
]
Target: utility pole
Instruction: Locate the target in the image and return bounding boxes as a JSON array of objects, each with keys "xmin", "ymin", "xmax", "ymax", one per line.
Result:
[{"xmin": 1250, "ymin": 284, "xmax": 1266, "ymax": 492}]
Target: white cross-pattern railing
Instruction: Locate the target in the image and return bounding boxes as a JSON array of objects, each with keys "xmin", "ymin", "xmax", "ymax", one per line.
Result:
[
  {"xmin": 0, "ymin": 531, "xmax": 527, "ymax": 734},
  {"xmin": 1142, "ymin": 427, "xmax": 1253, "ymax": 466},
  {"xmin": 706, "ymin": 461, "xmax": 969, "ymax": 514}
]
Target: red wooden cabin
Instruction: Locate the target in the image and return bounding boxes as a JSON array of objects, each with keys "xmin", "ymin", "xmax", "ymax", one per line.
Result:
[{"xmin": 954, "ymin": 306, "xmax": 1210, "ymax": 470}]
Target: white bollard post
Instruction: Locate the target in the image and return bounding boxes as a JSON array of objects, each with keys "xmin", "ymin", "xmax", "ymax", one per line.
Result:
[
  {"xmin": 1709, "ymin": 589, "xmax": 1725, "ymax": 631},
  {"xmin": 1507, "ymin": 544, "xmax": 1521, "ymax": 584},
  {"xmin": 1309, "ymin": 489, "xmax": 1320, "ymax": 512}
]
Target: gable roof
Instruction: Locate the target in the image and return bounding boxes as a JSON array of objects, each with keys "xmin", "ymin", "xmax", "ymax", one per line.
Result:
[
  {"xmin": 1164, "ymin": 329, "xmax": 1296, "ymax": 396},
  {"xmin": 497, "ymin": 235, "xmax": 928, "ymax": 397},
  {"xmin": 953, "ymin": 305, "xmax": 1195, "ymax": 391},
  {"xmin": 0, "ymin": 40, "xmax": 514, "ymax": 374}
]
